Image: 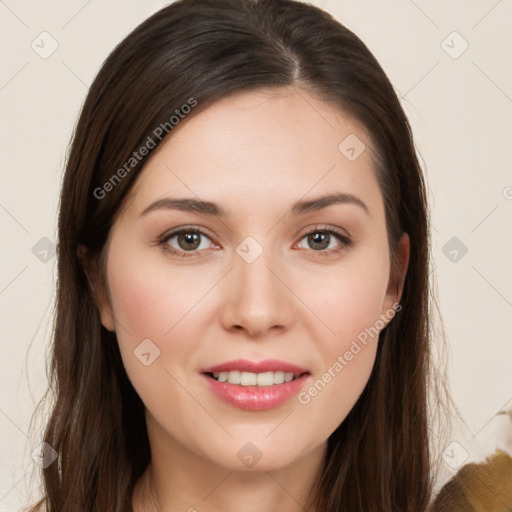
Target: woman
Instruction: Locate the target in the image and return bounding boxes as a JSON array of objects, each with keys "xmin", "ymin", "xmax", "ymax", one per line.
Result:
[{"xmin": 26, "ymin": 0, "xmax": 453, "ymax": 510}]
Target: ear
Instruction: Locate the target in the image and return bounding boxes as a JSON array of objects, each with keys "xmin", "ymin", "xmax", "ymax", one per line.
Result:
[
  {"xmin": 381, "ymin": 232, "xmax": 410, "ymax": 317},
  {"xmin": 76, "ymin": 244, "xmax": 116, "ymax": 332}
]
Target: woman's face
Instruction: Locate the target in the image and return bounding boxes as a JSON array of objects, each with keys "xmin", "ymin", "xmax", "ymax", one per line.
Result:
[{"xmin": 95, "ymin": 86, "xmax": 408, "ymax": 472}]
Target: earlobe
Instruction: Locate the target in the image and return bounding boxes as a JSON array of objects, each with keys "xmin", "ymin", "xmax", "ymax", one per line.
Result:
[{"xmin": 76, "ymin": 244, "xmax": 116, "ymax": 332}]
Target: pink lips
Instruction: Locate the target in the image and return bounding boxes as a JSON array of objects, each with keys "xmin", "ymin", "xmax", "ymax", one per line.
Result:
[
  {"xmin": 201, "ymin": 358, "xmax": 309, "ymax": 375},
  {"xmin": 201, "ymin": 359, "xmax": 310, "ymax": 411}
]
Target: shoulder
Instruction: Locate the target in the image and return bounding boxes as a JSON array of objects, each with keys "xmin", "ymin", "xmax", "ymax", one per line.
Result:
[{"xmin": 430, "ymin": 449, "xmax": 512, "ymax": 511}]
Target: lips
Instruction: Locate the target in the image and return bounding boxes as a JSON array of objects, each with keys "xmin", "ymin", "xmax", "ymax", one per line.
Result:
[
  {"xmin": 201, "ymin": 358, "xmax": 309, "ymax": 375},
  {"xmin": 201, "ymin": 359, "xmax": 311, "ymax": 411}
]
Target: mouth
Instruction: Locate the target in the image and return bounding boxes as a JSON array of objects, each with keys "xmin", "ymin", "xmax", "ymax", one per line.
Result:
[
  {"xmin": 204, "ymin": 370, "xmax": 308, "ymax": 386},
  {"xmin": 200, "ymin": 359, "xmax": 311, "ymax": 411}
]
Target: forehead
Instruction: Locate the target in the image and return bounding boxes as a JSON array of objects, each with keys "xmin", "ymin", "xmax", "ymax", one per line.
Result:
[{"xmin": 122, "ymin": 86, "xmax": 384, "ymax": 222}]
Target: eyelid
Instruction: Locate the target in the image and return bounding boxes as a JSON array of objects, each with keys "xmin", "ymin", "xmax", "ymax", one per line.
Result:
[
  {"xmin": 294, "ymin": 224, "xmax": 353, "ymax": 256},
  {"xmin": 159, "ymin": 225, "xmax": 214, "ymax": 243},
  {"xmin": 296, "ymin": 224, "xmax": 352, "ymax": 243},
  {"xmin": 158, "ymin": 224, "xmax": 353, "ymax": 258},
  {"xmin": 158, "ymin": 225, "xmax": 218, "ymax": 258}
]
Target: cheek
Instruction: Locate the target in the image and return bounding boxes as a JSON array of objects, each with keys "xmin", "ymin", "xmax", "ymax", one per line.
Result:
[
  {"xmin": 107, "ymin": 248, "xmax": 212, "ymax": 340},
  {"xmin": 291, "ymin": 251, "xmax": 389, "ymax": 421},
  {"xmin": 104, "ymin": 247, "xmax": 205, "ymax": 379},
  {"xmin": 106, "ymin": 255, "xmax": 205, "ymax": 417},
  {"xmin": 294, "ymin": 251, "xmax": 390, "ymax": 345}
]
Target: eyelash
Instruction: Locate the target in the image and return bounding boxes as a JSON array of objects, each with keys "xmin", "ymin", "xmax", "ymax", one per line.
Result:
[{"xmin": 158, "ymin": 225, "xmax": 353, "ymax": 258}]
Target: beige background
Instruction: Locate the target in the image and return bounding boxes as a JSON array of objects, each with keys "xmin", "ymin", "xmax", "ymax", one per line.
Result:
[{"xmin": 1, "ymin": 0, "xmax": 511, "ymax": 509}]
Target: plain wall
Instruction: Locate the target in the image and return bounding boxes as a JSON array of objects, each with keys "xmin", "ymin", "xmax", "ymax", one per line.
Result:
[{"xmin": 1, "ymin": 0, "xmax": 511, "ymax": 509}]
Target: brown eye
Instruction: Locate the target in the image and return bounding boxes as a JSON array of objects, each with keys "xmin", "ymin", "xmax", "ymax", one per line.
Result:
[
  {"xmin": 306, "ymin": 232, "xmax": 332, "ymax": 251},
  {"xmin": 298, "ymin": 228, "xmax": 352, "ymax": 253},
  {"xmin": 176, "ymin": 231, "xmax": 201, "ymax": 251},
  {"xmin": 161, "ymin": 228, "xmax": 214, "ymax": 256}
]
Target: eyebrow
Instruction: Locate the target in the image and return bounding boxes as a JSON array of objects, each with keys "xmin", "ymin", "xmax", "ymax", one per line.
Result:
[{"xmin": 140, "ymin": 192, "xmax": 369, "ymax": 218}]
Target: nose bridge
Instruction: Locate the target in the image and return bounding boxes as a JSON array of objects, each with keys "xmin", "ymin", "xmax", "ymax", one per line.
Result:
[{"xmin": 221, "ymin": 234, "xmax": 292, "ymax": 335}]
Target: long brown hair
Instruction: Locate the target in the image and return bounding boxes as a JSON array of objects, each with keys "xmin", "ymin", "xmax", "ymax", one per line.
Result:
[{"xmin": 26, "ymin": 0, "xmax": 453, "ymax": 510}]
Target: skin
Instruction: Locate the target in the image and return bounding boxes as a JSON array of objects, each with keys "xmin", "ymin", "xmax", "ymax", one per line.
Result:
[{"xmin": 84, "ymin": 86, "xmax": 409, "ymax": 512}]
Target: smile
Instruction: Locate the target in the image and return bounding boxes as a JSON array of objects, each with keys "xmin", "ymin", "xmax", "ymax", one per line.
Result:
[{"xmin": 207, "ymin": 370, "xmax": 303, "ymax": 386}]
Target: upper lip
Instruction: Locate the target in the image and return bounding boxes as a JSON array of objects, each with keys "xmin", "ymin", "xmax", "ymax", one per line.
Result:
[{"xmin": 201, "ymin": 359, "xmax": 309, "ymax": 375}]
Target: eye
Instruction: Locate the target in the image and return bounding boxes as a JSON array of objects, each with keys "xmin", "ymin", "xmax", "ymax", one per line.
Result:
[
  {"xmin": 296, "ymin": 226, "xmax": 352, "ymax": 255},
  {"xmin": 158, "ymin": 225, "xmax": 353, "ymax": 258},
  {"xmin": 159, "ymin": 227, "xmax": 216, "ymax": 257}
]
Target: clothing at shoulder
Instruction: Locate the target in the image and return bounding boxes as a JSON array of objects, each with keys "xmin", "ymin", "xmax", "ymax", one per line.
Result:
[{"xmin": 430, "ymin": 449, "xmax": 512, "ymax": 512}]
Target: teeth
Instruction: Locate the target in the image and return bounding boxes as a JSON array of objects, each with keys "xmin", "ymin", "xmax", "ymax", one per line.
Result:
[
  {"xmin": 257, "ymin": 372, "xmax": 273, "ymax": 386},
  {"xmin": 211, "ymin": 371, "xmax": 300, "ymax": 386},
  {"xmin": 216, "ymin": 372, "xmax": 227, "ymax": 383},
  {"xmin": 273, "ymin": 371, "xmax": 285, "ymax": 384},
  {"xmin": 241, "ymin": 372, "xmax": 257, "ymax": 386}
]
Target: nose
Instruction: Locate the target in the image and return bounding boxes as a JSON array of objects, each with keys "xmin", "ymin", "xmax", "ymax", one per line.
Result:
[{"xmin": 220, "ymin": 241, "xmax": 295, "ymax": 338}]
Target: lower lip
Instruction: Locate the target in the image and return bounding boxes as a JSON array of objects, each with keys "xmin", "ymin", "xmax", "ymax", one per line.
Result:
[{"xmin": 202, "ymin": 373, "xmax": 309, "ymax": 411}]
